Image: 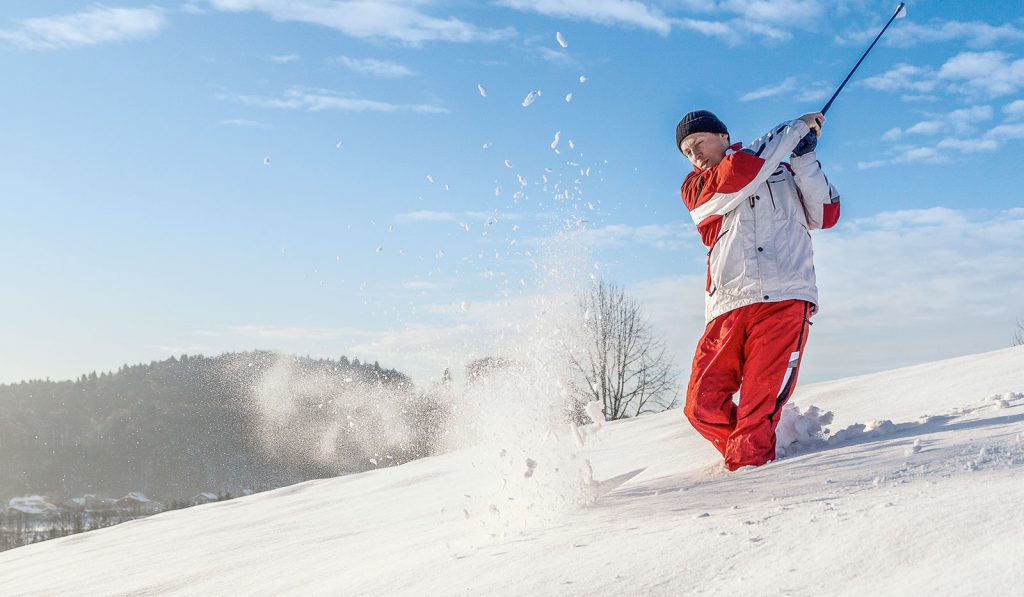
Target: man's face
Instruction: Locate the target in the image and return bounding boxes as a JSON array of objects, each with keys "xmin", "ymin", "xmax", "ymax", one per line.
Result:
[{"xmin": 679, "ymin": 132, "xmax": 730, "ymax": 171}]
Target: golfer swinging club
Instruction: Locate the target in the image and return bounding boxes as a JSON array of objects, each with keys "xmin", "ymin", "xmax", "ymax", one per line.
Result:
[{"xmin": 677, "ymin": 110, "xmax": 840, "ymax": 471}]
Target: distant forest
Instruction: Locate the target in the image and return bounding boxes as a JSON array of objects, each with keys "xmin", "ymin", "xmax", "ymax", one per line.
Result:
[{"xmin": 0, "ymin": 352, "xmax": 447, "ymax": 503}]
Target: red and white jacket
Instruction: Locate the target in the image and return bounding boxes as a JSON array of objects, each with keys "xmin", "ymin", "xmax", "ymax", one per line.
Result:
[{"xmin": 681, "ymin": 119, "xmax": 840, "ymax": 323}]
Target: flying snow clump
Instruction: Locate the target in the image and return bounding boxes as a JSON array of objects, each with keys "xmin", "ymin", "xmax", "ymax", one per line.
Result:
[
  {"xmin": 556, "ymin": 32, "xmax": 568, "ymax": 48},
  {"xmin": 522, "ymin": 90, "xmax": 541, "ymax": 107}
]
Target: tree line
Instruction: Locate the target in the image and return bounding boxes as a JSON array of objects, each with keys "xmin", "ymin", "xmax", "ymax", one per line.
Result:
[{"xmin": 0, "ymin": 352, "xmax": 443, "ymax": 505}]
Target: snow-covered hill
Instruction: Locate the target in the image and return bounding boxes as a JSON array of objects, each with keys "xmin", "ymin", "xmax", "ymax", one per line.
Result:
[{"xmin": 2, "ymin": 347, "xmax": 1023, "ymax": 596}]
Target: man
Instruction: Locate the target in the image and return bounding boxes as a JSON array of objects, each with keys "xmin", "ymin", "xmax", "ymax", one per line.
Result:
[{"xmin": 676, "ymin": 110, "xmax": 840, "ymax": 471}]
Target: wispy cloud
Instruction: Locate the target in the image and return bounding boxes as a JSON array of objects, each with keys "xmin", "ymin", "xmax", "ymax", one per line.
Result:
[
  {"xmin": 881, "ymin": 105, "xmax": 994, "ymax": 141},
  {"xmin": 208, "ymin": 0, "xmax": 515, "ymax": 45},
  {"xmin": 222, "ymin": 87, "xmax": 449, "ymax": 114},
  {"xmin": 862, "ymin": 63, "xmax": 939, "ymax": 94},
  {"xmin": 335, "ymin": 55, "xmax": 415, "ymax": 77},
  {"xmin": 839, "ymin": 19, "xmax": 1024, "ymax": 49},
  {"xmin": 497, "ymin": 0, "xmax": 671, "ymax": 35},
  {"xmin": 219, "ymin": 118, "xmax": 272, "ymax": 128},
  {"xmin": 856, "ymin": 146, "xmax": 946, "ymax": 170},
  {"xmin": 1005, "ymin": 99, "xmax": 1024, "ymax": 120},
  {"xmin": 0, "ymin": 5, "xmax": 167, "ymax": 50},
  {"xmin": 268, "ymin": 53, "xmax": 299, "ymax": 63},
  {"xmin": 673, "ymin": 17, "xmax": 735, "ymax": 43},
  {"xmin": 670, "ymin": 0, "xmax": 825, "ymax": 44},
  {"xmin": 939, "ymin": 51, "xmax": 1024, "ymax": 98},
  {"xmin": 860, "ymin": 104, "xmax": 1024, "ymax": 168},
  {"xmin": 739, "ymin": 76, "xmax": 831, "ymax": 102},
  {"xmin": 865, "ymin": 52, "xmax": 1024, "ymax": 101}
]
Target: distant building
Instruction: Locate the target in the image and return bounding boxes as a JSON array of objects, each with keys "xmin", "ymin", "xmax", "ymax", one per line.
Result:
[
  {"xmin": 116, "ymin": 492, "xmax": 163, "ymax": 514},
  {"xmin": 190, "ymin": 492, "xmax": 219, "ymax": 506},
  {"xmin": 64, "ymin": 495, "xmax": 116, "ymax": 512},
  {"xmin": 7, "ymin": 496, "xmax": 58, "ymax": 516}
]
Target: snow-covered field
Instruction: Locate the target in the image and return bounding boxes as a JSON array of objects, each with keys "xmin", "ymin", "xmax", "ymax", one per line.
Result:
[{"xmin": 1, "ymin": 346, "xmax": 1022, "ymax": 596}]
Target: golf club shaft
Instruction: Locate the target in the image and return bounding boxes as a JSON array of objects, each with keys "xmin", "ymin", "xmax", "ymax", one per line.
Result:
[{"xmin": 821, "ymin": 2, "xmax": 905, "ymax": 115}]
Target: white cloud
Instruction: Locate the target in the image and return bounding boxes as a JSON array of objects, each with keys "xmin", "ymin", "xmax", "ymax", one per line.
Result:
[
  {"xmin": 219, "ymin": 118, "xmax": 272, "ymax": 128},
  {"xmin": 935, "ymin": 137, "xmax": 999, "ymax": 153},
  {"xmin": 986, "ymin": 123, "xmax": 1024, "ymax": 143},
  {"xmin": 739, "ymin": 76, "xmax": 831, "ymax": 102},
  {"xmin": 670, "ymin": 0, "xmax": 829, "ymax": 44},
  {"xmin": 672, "ymin": 17, "xmax": 735, "ymax": 43},
  {"xmin": 862, "ymin": 63, "xmax": 938, "ymax": 93},
  {"xmin": 740, "ymin": 77, "xmax": 797, "ymax": 101},
  {"xmin": 874, "ymin": 105, "xmax": 1024, "ymax": 166},
  {"xmin": 223, "ymin": 87, "xmax": 449, "ymax": 114},
  {"xmin": 180, "ymin": 3, "xmax": 208, "ymax": 15},
  {"xmin": 269, "ymin": 53, "xmax": 300, "ymax": 63},
  {"xmin": 1004, "ymin": 99, "xmax": 1024, "ymax": 120},
  {"xmin": 208, "ymin": 0, "xmax": 515, "ymax": 45},
  {"xmin": 336, "ymin": 56, "xmax": 415, "ymax": 77},
  {"xmin": 841, "ymin": 19, "xmax": 1024, "ymax": 49},
  {"xmin": 497, "ymin": 0, "xmax": 671, "ymax": 35},
  {"xmin": 880, "ymin": 127, "xmax": 902, "ymax": 141},
  {"xmin": 535, "ymin": 46, "xmax": 578, "ymax": 67},
  {"xmin": 864, "ymin": 52, "xmax": 1024, "ymax": 101},
  {"xmin": 939, "ymin": 51, "xmax": 1024, "ymax": 98},
  {"xmin": 719, "ymin": 0, "xmax": 824, "ymax": 26},
  {"xmin": 0, "ymin": 5, "xmax": 167, "ymax": 50},
  {"xmin": 883, "ymin": 105, "xmax": 994, "ymax": 141},
  {"xmin": 856, "ymin": 145, "xmax": 946, "ymax": 170}
]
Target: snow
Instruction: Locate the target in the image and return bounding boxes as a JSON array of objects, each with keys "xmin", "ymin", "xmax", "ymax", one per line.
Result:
[
  {"xmin": 521, "ymin": 90, "xmax": 541, "ymax": 107},
  {"xmin": 1, "ymin": 346, "xmax": 1023, "ymax": 595},
  {"xmin": 556, "ymin": 32, "xmax": 568, "ymax": 48}
]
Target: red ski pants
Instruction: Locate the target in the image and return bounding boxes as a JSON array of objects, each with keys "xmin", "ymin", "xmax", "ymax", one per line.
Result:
[{"xmin": 684, "ymin": 300, "xmax": 811, "ymax": 471}]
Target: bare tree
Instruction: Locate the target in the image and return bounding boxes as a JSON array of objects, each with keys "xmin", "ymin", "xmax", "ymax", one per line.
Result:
[
  {"xmin": 1014, "ymin": 319, "xmax": 1024, "ymax": 347},
  {"xmin": 566, "ymin": 280, "xmax": 678, "ymax": 422}
]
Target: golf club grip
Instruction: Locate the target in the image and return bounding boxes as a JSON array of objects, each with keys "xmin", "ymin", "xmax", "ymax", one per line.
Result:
[{"xmin": 821, "ymin": 2, "xmax": 905, "ymax": 115}]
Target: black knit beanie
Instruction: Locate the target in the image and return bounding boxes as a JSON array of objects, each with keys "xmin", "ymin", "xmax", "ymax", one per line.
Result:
[{"xmin": 676, "ymin": 110, "xmax": 728, "ymax": 153}]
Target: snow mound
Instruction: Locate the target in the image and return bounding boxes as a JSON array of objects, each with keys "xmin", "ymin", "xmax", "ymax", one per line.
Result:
[{"xmin": 775, "ymin": 403, "xmax": 833, "ymax": 457}]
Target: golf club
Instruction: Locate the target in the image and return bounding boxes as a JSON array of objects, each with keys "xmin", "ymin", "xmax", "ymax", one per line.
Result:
[{"xmin": 821, "ymin": 2, "xmax": 907, "ymax": 115}]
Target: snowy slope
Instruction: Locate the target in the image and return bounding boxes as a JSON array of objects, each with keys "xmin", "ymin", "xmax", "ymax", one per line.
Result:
[{"xmin": 1, "ymin": 347, "xmax": 1023, "ymax": 596}]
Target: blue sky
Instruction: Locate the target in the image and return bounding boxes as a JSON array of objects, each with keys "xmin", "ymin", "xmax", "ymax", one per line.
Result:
[{"xmin": 1, "ymin": 0, "xmax": 1022, "ymax": 387}]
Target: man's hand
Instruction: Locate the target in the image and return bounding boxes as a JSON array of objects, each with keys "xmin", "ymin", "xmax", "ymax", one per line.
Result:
[
  {"xmin": 793, "ymin": 112, "xmax": 825, "ymax": 157},
  {"xmin": 798, "ymin": 112, "xmax": 825, "ymax": 137}
]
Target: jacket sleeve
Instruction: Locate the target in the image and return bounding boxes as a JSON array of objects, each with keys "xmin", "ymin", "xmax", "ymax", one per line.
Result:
[
  {"xmin": 790, "ymin": 151, "xmax": 840, "ymax": 230},
  {"xmin": 683, "ymin": 119, "xmax": 810, "ymax": 228}
]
